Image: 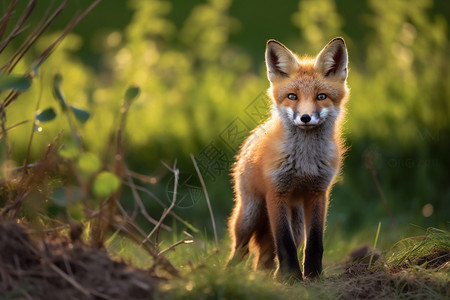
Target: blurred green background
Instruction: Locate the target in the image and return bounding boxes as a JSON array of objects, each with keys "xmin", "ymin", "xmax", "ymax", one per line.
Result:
[{"xmin": 3, "ymin": 0, "xmax": 449, "ymax": 239}]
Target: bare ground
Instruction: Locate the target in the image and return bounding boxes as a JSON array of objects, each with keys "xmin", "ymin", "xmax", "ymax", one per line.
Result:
[{"xmin": 0, "ymin": 222, "xmax": 158, "ymax": 299}]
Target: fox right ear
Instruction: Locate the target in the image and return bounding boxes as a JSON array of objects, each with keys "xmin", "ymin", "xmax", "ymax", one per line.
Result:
[
  {"xmin": 314, "ymin": 37, "xmax": 348, "ymax": 81},
  {"xmin": 265, "ymin": 40, "xmax": 299, "ymax": 82}
]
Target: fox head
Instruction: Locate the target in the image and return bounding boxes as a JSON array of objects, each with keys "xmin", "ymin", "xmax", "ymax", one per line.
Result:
[{"xmin": 265, "ymin": 38, "xmax": 348, "ymax": 129}]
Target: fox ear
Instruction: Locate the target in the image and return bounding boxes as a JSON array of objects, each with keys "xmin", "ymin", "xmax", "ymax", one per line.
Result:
[
  {"xmin": 265, "ymin": 40, "xmax": 299, "ymax": 82},
  {"xmin": 314, "ymin": 37, "xmax": 348, "ymax": 80}
]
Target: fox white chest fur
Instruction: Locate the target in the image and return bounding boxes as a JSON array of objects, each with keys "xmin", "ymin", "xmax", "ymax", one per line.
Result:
[{"xmin": 270, "ymin": 111, "xmax": 339, "ymax": 193}]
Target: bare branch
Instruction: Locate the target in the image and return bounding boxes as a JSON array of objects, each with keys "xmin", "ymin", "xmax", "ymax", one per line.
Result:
[
  {"xmin": 142, "ymin": 162, "xmax": 179, "ymax": 244},
  {"xmin": 4, "ymin": 1, "xmax": 67, "ymax": 73},
  {"xmin": 125, "ymin": 170, "xmax": 172, "ymax": 232},
  {"xmin": 47, "ymin": 261, "xmax": 113, "ymax": 300},
  {"xmin": 0, "ymin": 119, "xmax": 30, "ymax": 135},
  {"xmin": 31, "ymin": 0, "xmax": 102, "ymax": 71},
  {"xmin": 0, "ymin": 0, "xmax": 36, "ymax": 54},
  {"xmin": 0, "ymin": 0, "xmax": 19, "ymax": 40},
  {"xmin": 114, "ymin": 198, "xmax": 157, "ymax": 250},
  {"xmin": 121, "ymin": 180, "xmax": 199, "ymax": 233},
  {"xmin": 190, "ymin": 153, "xmax": 218, "ymax": 246},
  {"xmin": 159, "ymin": 239, "xmax": 194, "ymax": 255}
]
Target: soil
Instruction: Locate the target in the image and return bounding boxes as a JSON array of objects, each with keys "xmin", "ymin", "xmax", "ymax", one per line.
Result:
[
  {"xmin": 0, "ymin": 222, "xmax": 159, "ymax": 300},
  {"xmin": 333, "ymin": 243, "xmax": 450, "ymax": 300}
]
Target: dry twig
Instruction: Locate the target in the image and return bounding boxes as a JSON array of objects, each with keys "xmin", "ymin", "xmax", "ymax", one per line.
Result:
[
  {"xmin": 190, "ymin": 154, "xmax": 218, "ymax": 246},
  {"xmin": 122, "ymin": 179, "xmax": 198, "ymax": 232},
  {"xmin": 126, "ymin": 170, "xmax": 172, "ymax": 232},
  {"xmin": 142, "ymin": 162, "xmax": 179, "ymax": 244},
  {"xmin": 159, "ymin": 239, "xmax": 194, "ymax": 255}
]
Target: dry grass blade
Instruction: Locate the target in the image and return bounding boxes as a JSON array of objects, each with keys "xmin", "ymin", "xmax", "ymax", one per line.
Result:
[
  {"xmin": 0, "ymin": 222, "xmax": 157, "ymax": 299},
  {"xmin": 5, "ymin": 0, "xmax": 56, "ymax": 62},
  {"xmin": 0, "ymin": 101, "xmax": 11, "ymax": 166},
  {"xmin": 0, "ymin": 190, "xmax": 30, "ymax": 218},
  {"xmin": 115, "ymin": 199, "xmax": 156, "ymax": 248},
  {"xmin": 126, "ymin": 170, "xmax": 172, "ymax": 232},
  {"xmin": 387, "ymin": 228, "xmax": 450, "ymax": 269},
  {"xmin": 109, "ymin": 210, "xmax": 180, "ymax": 277},
  {"xmin": 190, "ymin": 153, "xmax": 218, "ymax": 246},
  {"xmin": 110, "ymin": 216, "xmax": 158, "ymax": 259},
  {"xmin": 127, "ymin": 169, "xmax": 162, "ymax": 184},
  {"xmin": 122, "ymin": 179, "xmax": 198, "ymax": 233},
  {"xmin": 142, "ymin": 162, "xmax": 179, "ymax": 244},
  {"xmin": 46, "ymin": 261, "xmax": 92, "ymax": 298},
  {"xmin": 1, "ymin": 119, "xmax": 30, "ymax": 134},
  {"xmin": 159, "ymin": 239, "xmax": 194, "ymax": 255},
  {"xmin": 2, "ymin": 0, "xmax": 102, "ymax": 108},
  {"xmin": 4, "ymin": 1, "xmax": 68, "ymax": 73},
  {"xmin": 0, "ymin": 0, "xmax": 36, "ymax": 54},
  {"xmin": 10, "ymin": 225, "xmax": 93, "ymax": 298},
  {"xmin": 1, "ymin": 90, "xmax": 18, "ymax": 108},
  {"xmin": 0, "ymin": 0, "xmax": 19, "ymax": 39},
  {"xmin": 31, "ymin": 0, "xmax": 102, "ymax": 72}
]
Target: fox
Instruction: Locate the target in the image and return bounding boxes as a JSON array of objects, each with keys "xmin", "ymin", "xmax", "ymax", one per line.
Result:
[{"xmin": 228, "ymin": 37, "xmax": 349, "ymax": 281}]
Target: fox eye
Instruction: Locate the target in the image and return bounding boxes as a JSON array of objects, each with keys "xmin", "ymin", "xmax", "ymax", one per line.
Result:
[
  {"xmin": 287, "ymin": 93, "xmax": 298, "ymax": 101},
  {"xmin": 316, "ymin": 93, "xmax": 327, "ymax": 101}
]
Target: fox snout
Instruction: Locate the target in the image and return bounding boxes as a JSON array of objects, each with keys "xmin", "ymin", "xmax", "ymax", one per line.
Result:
[
  {"xmin": 300, "ymin": 114, "xmax": 311, "ymax": 123},
  {"xmin": 291, "ymin": 109, "xmax": 328, "ymax": 127}
]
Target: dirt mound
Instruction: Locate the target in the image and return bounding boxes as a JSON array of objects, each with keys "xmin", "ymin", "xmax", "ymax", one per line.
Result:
[
  {"xmin": 331, "ymin": 243, "xmax": 450, "ymax": 300},
  {"xmin": 0, "ymin": 222, "xmax": 158, "ymax": 299},
  {"xmin": 410, "ymin": 249, "xmax": 450, "ymax": 270}
]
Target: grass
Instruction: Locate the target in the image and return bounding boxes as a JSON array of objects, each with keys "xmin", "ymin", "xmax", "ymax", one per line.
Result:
[
  {"xmin": 387, "ymin": 227, "xmax": 449, "ymax": 270},
  {"xmin": 2, "ymin": 220, "xmax": 447, "ymax": 299},
  {"xmin": 121, "ymin": 225, "xmax": 449, "ymax": 299}
]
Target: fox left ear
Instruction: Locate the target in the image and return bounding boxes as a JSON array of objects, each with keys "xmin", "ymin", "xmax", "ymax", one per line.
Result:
[
  {"xmin": 314, "ymin": 37, "xmax": 348, "ymax": 81},
  {"xmin": 265, "ymin": 40, "xmax": 299, "ymax": 82}
]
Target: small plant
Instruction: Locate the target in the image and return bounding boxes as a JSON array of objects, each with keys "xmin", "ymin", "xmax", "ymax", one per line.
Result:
[{"xmin": 0, "ymin": 1, "xmax": 102, "ymax": 219}]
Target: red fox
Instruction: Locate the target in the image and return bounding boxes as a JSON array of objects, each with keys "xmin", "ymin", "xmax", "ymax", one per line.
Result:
[{"xmin": 228, "ymin": 38, "xmax": 349, "ymax": 281}]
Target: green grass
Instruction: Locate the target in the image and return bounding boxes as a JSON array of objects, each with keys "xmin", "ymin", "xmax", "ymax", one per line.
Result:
[
  {"xmin": 387, "ymin": 227, "xmax": 450, "ymax": 269},
  {"xmin": 106, "ymin": 226, "xmax": 449, "ymax": 299}
]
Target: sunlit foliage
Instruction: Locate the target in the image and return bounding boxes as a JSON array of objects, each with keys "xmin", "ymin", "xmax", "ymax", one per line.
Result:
[{"xmin": 3, "ymin": 0, "xmax": 449, "ymax": 233}]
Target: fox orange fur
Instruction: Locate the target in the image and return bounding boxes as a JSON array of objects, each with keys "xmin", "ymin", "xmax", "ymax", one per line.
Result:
[{"xmin": 228, "ymin": 38, "xmax": 349, "ymax": 281}]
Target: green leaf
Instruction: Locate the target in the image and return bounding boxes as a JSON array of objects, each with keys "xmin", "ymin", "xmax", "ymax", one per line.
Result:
[
  {"xmin": 51, "ymin": 186, "xmax": 82, "ymax": 207},
  {"xmin": 93, "ymin": 171, "xmax": 120, "ymax": 198},
  {"xmin": 36, "ymin": 107, "xmax": 57, "ymax": 122},
  {"xmin": 67, "ymin": 201, "xmax": 84, "ymax": 222},
  {"xmin": 51, "ymin": 188, "xmax": 68, "ymax": 207},
  {"xmin": 53, "ymin": 74, "xmax": 67, "ymax": 110},
  {"xmin": 0, "ymin": 75, "xmax": 32, "ymax": 91},
  {"xmin": 71, "ymin": 106, "xmax": 90, "ymax": 123},
  {"xmin": 58, "ymin": 139, "xmax": 79, "ymax": 159},
  {"xmin": 77, "ymin": 152, "xmax": 101, "ymax": 175},
  {"xmin": 124, "ymin": 86, "xmax": 140, "ymax": 104}
]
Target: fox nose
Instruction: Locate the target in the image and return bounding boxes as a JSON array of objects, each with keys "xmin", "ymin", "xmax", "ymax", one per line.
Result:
[{"xmin": 300, "ymin": 114, "xmax": 311, "ymax": 123}]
